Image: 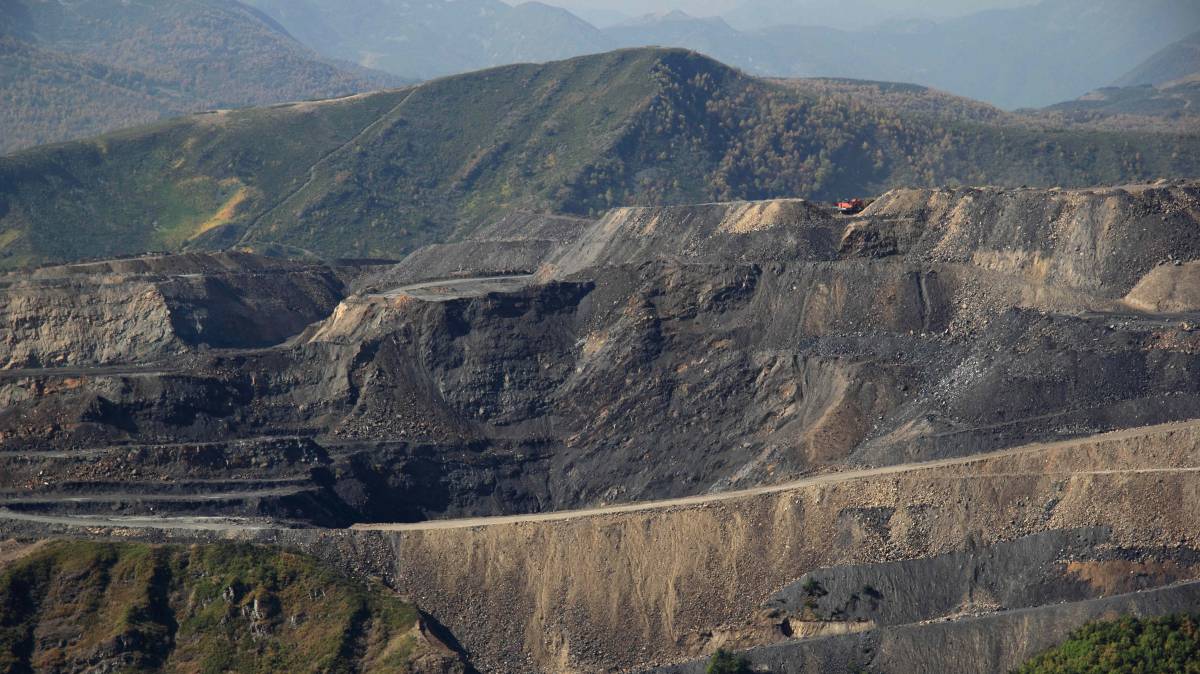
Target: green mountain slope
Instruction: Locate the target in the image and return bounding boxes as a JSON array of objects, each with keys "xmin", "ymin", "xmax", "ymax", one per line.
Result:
[
  {"xmin": 1040, "ymin": 79, "xmax": 1200, "ymax": 130},
  {"xmin": 0, "ymin": 540, "xmax": 466, "ymax": 673},
  {"xmin": 0, "ymin": 36, "xmax": 176, "ymax": 152},
  {"xmin": 1115, "ymin": 30, "xmax": 1200, "ymax": 86},
  {"xmin": 2, "ymin": 48, "xmax": 1199, "ymax": 269},
  {"xmin": 0, "ymin": 0, "xmax": 399, "ymax": 154}
]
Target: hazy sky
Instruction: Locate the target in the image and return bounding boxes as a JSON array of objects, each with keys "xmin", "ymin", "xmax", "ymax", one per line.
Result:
[{"xmin": 528, "ymin": 0, "xmax": 1042, "ymax": 22}]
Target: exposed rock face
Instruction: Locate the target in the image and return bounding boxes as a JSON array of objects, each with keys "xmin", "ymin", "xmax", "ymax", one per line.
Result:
[
  {"xmin": 2, "ymin": 181, "xmax": 1200, "ymax": 671},
  {"xmin": 653, "ymin": 582, "xmax": 1200, "ymax": 674},
  {"xmin": 0, "ymin": 183, "xmax": 1199, "ymax": 528},
  {"xmin": 0, "ymin": 252, "xmax": 351, "ymax": 368}
]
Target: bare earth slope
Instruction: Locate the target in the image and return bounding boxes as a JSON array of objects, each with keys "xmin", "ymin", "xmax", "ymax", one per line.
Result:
[
  {"xmin": 2, "ymin": 180, "xmax": 1200, "ymax": 671},
  {"xmin": 1, "ymin": 182, "xmax": 1199, "ymax": 524},
  {"xmin": 3, "ymin": 420, "xmax": 1200, "ymax": 673}
]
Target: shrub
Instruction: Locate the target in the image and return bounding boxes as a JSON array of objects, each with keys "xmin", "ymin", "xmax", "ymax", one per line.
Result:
[
  {"xmin": 706, "ymin": 649, "xmax": 753, "ymax": 674},
  {"xmin": 1015, "ymin": 614, "xmax": 1200, "ymax": 673}
]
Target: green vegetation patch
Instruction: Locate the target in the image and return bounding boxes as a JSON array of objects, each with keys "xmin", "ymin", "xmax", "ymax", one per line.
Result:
[
  {"xmin": 0, "ymin": 540, "xmax": 430, "ymax": 674},
  {"xmin": 3, "ymin": 48, "xmax": 1200, "ymax": 269},
  {"xmin": 1015, "ymin": 614, "xmax": 1200, "ymax": 674},
  {"xmin": 706, "ymin": 649, "xmax": 753, "ymax": 674}
]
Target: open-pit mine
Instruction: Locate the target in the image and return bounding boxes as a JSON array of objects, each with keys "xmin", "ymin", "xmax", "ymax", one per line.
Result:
[{"xmin": 2, "ymin": 181, "xmax": 1200, "ymax": 672}]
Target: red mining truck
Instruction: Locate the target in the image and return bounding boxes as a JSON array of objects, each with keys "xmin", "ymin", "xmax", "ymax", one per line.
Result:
[{"xmin": 836, "ymin": 198, "xmax": 865, "ymax": 215}]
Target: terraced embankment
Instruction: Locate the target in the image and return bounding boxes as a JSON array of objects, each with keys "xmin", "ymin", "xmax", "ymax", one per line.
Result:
[
  {"xmin": 0, "ymin": 182, "xmax": 1199, "ymax": 671},
  {"xmin": 353, "ymin": 421, "xmax": 1200, "ymax": 673},
  {"xmin": 3, "ymin": 420, "xmax": 1199, "ymax": 673}
]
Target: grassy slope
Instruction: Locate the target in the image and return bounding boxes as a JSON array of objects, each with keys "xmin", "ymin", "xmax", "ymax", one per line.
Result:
[
  {"xmin": 1, "ymin": 48, "xmax": 1199, "ymax": 268},
  {"xmin": 0, "ymin": 541, "xmax": 445, "ymax": 673},
  {"xmin": 0, "ymin": 89, "xmax": 409, "ymax": 267}
]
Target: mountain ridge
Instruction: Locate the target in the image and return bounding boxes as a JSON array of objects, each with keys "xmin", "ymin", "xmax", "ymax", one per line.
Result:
[
  {"xmin": 243, "ymin": 0, "xmax": 1200, "ymax": 109},
  {"xmin": 0, "ymin": 0, "xmax": 402, "ymax": 154},
  {"xmin": 1, "ymin": 48, "xmax": 1199, "ymax": 269},
  {"xmin": 1115, "ymin": 29, "xmax": 1200, "ymax": 86}
]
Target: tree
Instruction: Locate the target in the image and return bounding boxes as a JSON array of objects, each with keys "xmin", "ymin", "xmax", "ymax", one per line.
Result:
[
  {"xmin": 1015, "ymin": 614, "xmax": 1200, "ymax": 673},
  {"xmin": 706, "ymin": 649, "xmax": 753, "ymax": 674}
]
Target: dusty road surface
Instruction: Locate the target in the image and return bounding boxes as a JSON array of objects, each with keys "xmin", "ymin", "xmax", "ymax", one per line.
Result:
[
  {"xmin": 353, "ymin": 418, "xmax": 1200, "ymax": 531},
  {"xmin": 0, "ymin": 417, "xmax": 1195, "ymax": 532},
  {"xmin": 0, "ymin": 418, "xmax": 1197, "ymax": 535},
  {"xmin": 374, "ymin": 274, "xmax": 537, "ymax": 301},
  {"xmin": 0, "ymin": 510, "xmax": 276, "ymax": 531}
]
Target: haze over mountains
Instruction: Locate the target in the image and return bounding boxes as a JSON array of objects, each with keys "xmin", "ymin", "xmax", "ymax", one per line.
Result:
[
  {"xmin": 1115, "ymin": 29, "xmax": 1200, "ymax": 87},
  {"xmin": 243, "ymin": 0, "xmax": 1200, "ymax": 109},
  {"xmin": 539, "ymin": 0, "xmax": 1044, "ymax": 27},
  {"xmin": 2, "ymin": 0, "xmax": 1198, "ymax": 154},
  {"xmin": 0, "ymin": 0, "xmax": 400, "ymax": 154}
]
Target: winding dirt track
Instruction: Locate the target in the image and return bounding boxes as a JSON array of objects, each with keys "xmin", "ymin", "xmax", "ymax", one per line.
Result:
[
  {"xmin": 1, "ymin": 418, "xmax": 1195, "ymax": 534},
  {"xmin": 356, "ymin": 418, "xmax": 1200, "ymax": 532}
]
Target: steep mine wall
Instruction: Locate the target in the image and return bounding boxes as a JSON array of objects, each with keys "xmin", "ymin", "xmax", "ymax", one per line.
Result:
[
  {"xmin": 860, "ymin": 182, "xmax": 1200, "ymax": 296},
  {"xmin": 6, "ymin": 251, "xmax": 1200, "ymax": 518},
  {"xmin": 3, "ymin": 183, "xmax": 1200, "ymax": 530},
  {"xmin": 351, "ymin": 422, "xmax": 1200, "ymax": 673},
  {"xmin": 0, "ymin": 278, "xmax": 182, "ymax": 368},
  {"xmin": 0, "ymin": 252, "xmax": 346, "ymax": 368}
]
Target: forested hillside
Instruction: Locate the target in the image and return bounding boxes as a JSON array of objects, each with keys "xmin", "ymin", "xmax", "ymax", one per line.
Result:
[
  {"xmin": 0, "ymin": 0, "xmax": 398, "ymax": 154},
  {"xmin": 1, "ymin": 48, "xmax": 1198, "ymax": 268}
]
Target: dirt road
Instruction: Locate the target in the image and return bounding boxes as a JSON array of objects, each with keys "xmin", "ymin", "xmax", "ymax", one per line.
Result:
[
  {"xmin": 374, "ymin": 274, "xmax": 537, "ymax": 301},
  {"xmin": 355, "ymin": 418, "xmax": 1200, "ymax": 531},
  {"xmin": 1, "ymin": 418, "xmax": 1196, "ymax": 534}
]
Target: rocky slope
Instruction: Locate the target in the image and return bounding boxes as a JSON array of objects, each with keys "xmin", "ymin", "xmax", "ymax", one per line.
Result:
[
  {"xmin": 0, "ymin": 181, "xmax": 1198, "ymax": 528},
  {"xmin": 7, "ymin": 419, "xmax": 1200, "ymax": 673},
  {"xmin": 0, "ymin": 180, "xmax": 1200, "ymax": 671},
  {"xmin": 0, "ymin": 252, "xmax": 352, "ymax": 369}
]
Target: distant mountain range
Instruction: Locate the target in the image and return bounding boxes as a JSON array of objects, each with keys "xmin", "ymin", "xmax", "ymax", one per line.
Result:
[
  {"xmin": 1034, "ymin": 30, "xmax": 1200, "ymax": 130},
  {"xmin": 0, "ymin": 0, "xmax": 402, "ymax": 154},
  {"xmin": 2, "ymin": 48, "xmax": 1198, "ymax": 269},
  {"xmin": 239, "ymin": 0, "xmax": 611, "ymax": 81},
  {"xmin": 242, "ymin": 0, "xmax": 1200, "ymax": 110},
  {"xmin": 1114, "ymin": 30, "xmax": 1200, "ymax": 86},
  {"xmin": 2, "ymin": 0, "xmax": 1196, "ymax": 155}
]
